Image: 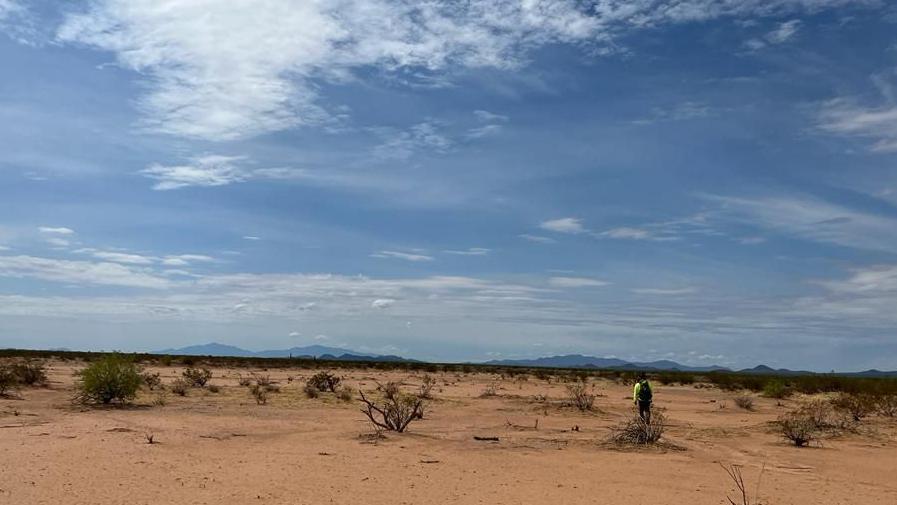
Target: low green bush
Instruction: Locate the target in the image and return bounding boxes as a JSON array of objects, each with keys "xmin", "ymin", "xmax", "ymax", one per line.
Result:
[{"xmin": 74, "ymin": 354, "xmax": 142, "ymax": 405}]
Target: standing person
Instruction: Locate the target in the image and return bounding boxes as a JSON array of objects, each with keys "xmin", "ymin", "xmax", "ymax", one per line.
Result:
[{"xmin": 633, "ymin": 373, "xmax": 653, "ymax": 423}]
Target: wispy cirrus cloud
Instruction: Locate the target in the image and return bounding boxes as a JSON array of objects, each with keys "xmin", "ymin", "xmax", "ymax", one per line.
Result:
[
  {"xmin": 548, "ymin": 276, "xmax": 609, "ymax": 288},
  {"xmin": 370, "ymin": 250, "xmax": 434, "ymax": 262},
  {"xmin": 443, "ymin": 247, "xmax": 491, "ymax": 256},
  {"xmin": 817, "ymin": 97, "xmax": 897, "ymax": 152},
  {"xmin": 0, "ymin": 254, "xmax": 171, "ymax": 289},
  {"xmin": 706, "ymin": 194, "xmax": 897, "ymax": 253}
]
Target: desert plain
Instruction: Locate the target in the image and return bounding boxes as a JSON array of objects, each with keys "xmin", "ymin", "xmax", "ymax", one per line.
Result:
[{"xmin": 1, "ymin": 360, "xmax": 896, "ymax": 505}]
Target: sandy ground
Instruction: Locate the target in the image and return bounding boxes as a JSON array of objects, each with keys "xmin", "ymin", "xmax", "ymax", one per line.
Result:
[{"xmin": 1, "ymin": 361, "xmax": 896, "ymax": 505}]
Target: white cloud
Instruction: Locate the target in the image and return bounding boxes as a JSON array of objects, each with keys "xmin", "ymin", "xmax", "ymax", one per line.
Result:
[
  {"xmin": 372, "ymin": 122, "xmax": 453, "ymax": 160},
  {"xmin": 161, "ymin": 254, "xmax": 215, "ymax": 266},
  {"xmin": 473, "ymin": 110, "xmax": 509, "ymax": 123},
  {"xmin": 289, "ymin": 331, "xmax": 301, "ymax": 337},
  {"xmin": 548, "ymin": 276, "xmax": 609, "ymax": 288},
  {"xmin": 600, "ymin": 227, "xmax": 651, "ymax": 240},
  {"xmin": 370, "ymin": 250, "xmax": 434, "ymax": 262},
  {"xmin": 766, "ymin": 19, "xmax": 801, "ymax": 44},
  {"xmin": 631, "ymin": 287, "xmax": 697, "ymax": 295},
  {"xmin": 817, "ymin": 98, "xmax": 897, "ymax": 152},
  {"xmin": 444, "ymin": 247, "xmax": 491, "ymax": 256},
  {"xmin": 243, "ymin": 236, "xmax": 261, "ymax": 241},
  {"xmin": 91, "ymin": 251, "xmax": 156, "ymax": 265},
  {"xmin": 45, "ymin": 237, "xmax": 71, "ymax": 248},
  {"xmin": 141, "ymin": 155, "xmax": 251, "ymax": 190},
  {"xmin": 706, "ymin": 194, "xmax": 897, "ymax": 253},
  {"xmin": 0, "ymin": 245, "xmax": 10, "ymax": 251},
  {"xmin": 0, "ymin": 255, "xmax": 170, "ymax": 289},
  {"xmin": 56, "ymin": 0, "xmax": 867, "ymax": 142},
  {"xmin": 38, "ymin": 226, "xmax": 75, "ymax": 235},
  {"xmin": 371, "ymin": 298, "xmax": 395, "ymax": 309},
  {"xmin": 539, "ymin": 217, "xmax": 585, "ymax": 234},
  {"xmin": 519, "ymin": 234, "xmax": 556, "ymax": 244}
]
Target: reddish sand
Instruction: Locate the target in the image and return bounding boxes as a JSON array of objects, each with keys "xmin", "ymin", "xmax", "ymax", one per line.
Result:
[{"xmin": 1, "ymin": 361, "xmax": 896, "ymax": 504}]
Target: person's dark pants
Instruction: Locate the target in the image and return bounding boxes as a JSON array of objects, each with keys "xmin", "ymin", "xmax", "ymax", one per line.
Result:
[{"xmin": 638, "ymin": 400, "xmax": 652, "ymax": 423}]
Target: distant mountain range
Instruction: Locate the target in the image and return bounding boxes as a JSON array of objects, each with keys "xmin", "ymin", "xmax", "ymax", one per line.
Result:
[
  {"xmin": 152, "ymin": 342, "xmax": 413, "ymax": 362},
  {"xmin": 150, "ymin": 344, "xmax": 896, "ymax": 376},
  {"xmin": 483, "ymin": 354, "xmax": 897, "ymax": 377}
]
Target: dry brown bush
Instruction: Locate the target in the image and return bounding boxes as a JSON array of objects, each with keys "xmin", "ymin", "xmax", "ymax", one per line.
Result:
[
  {"xmin": 566, "ymin": 382, "xmax": 596, "ymax": 411},
  {"xmin": 0, "ymin": 367, "xmax": 18, "ymax": 397},
  {"xmin": 308, "ymin": 371, "xmax": 341, "ymax": 392},
  {"xmin": 250, "ymin": 384, "xmax": 268, "ymax": 405},
  {"xmin": 359, "ymin": 383, "xmax": 424, "ymax": 433},
  {"xmin": 170, "ymin": 378, "xmax": 189, "ymax": 396},
  {"xmin": 877, "ymin": 395, "xmax": 897, "ymax": 417},
  {"xmin": 418, "ymin": 374, "xmax": 436, "ymax": 399},
  {"xmin": 721, "ymin": 463, "xmax": 765, "ymax": 505},
  {"xmin": 734, "ymin": 395, "xmax": 755, "ymax": 411},
  {"xmin": 479, "ymin": 383, "xmax": 498, "ymax": 398},
  {"xmin": 141, "ymin": 372, "xmax": 162, "ymax": 391},
  {"xmin": 237, "ymin": 375, "xmax": 252, "ymax": 387},
  {"xmin": 831, "ymin": 392, "xmax": 876, "ymax": 422},
  {"xmin": 182, "ymin": 367, "xmax": 212, "ymax": 387},
  {"xmin": 779, "ymin": 412, "xmax": 817, "ymax": 447},
  {"xmin": 611, "ymin": 411, "xmax": 665, "ymax": 445},
  {"xmin": 303, "ymin": 382, "xmax": 319, "ymax": 398}
]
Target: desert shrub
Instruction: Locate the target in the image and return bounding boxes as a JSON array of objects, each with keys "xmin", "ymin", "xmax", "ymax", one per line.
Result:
[
  {"xmin": 182, "ymin": 367, "xmax": 212, "ymax": 387},
  {"xmin": 307, "ymin": 371, "xmax": 341, "ymax": 392},
  {"xmin": 237, "ymin": 375, "xmax": 252, "ymax": 387},
  {"xmin": 795, "ymin": 399, "xmax": 851, "ymax": 431},
  {"xmin": 141, "ymin": 372, "xmax": 162, "ymax": 391},
  {"xmin": 677, "ymin": 373, "xmax": 696, "ymax": 385},
  {"xmin": 11, "ymin": 360, "xmax": 48, "ymax": 386},
  {"xmin": 779, "ymin": 412, "xmax": 817, "ymax": 447},
  {"xmin": 170, "ymin": 379, "xmax": 189, "ymax": 396},
  {"xmin": 359, "ymin": 385, "xmax": 424, "ymax": 433},
  {"xmin": 877, "ymin": 395, "xmax": 897, "ymax": 417},
  {"xmin": 831, "ymin": 392, "xmax": 876, "ymax": 421},
  {"xmin": 250, "ymin": 384, "xmax": 268, "ymax": 405},
  {"xmin": 303, "ymin": 382, "xmax": 320, "ymax": 398},
  {"xmin": 734, "ymin": 395, "xmax": 755, "ymax": 411},
  {"xmin": 611, "ymin": 411, "xmax": 666, "ymax": 445},
  {"xmin": 418, "ymin": 374, "xmax": 436, "ymax": 399},
  {"xmin": 566, "ymin": 382, "xmax": 596, "ymax": 411},
  {"xmin": 74, "ymin": 354, "xmax": 142, "ymax": 405},
  {"xmin": 152, "ymin": 392, "xmax": 168, "ymax": 406},
  {"xmin": 159, "ymin": 355, "xmax": 173, "ymax": 367},
  {"xmin": 337, "ymin": 386, "xmax": 353, "ymax": 402},
  {"xmin": 252, "ymin": 373, "xmax": 272, "ymax": 387},
  {"xmin": 762, "ymin": 380, "xmax": 790, "ymax": 399},
  {"xmin": 207, "ymin": 384, "xmax": 221, "ymax": 393},
  {"xmin": 479, "ymin": 383, "xmax": 498, "ymax": 397},
  {"xmin": 0, "ymin": 367, "xmax": 17, "ymax": 397}
]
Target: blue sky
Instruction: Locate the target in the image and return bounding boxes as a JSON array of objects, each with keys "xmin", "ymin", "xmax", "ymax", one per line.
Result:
[{"xmin": 2, "ymin": 1, "xmax": 897, "ymax": 371}]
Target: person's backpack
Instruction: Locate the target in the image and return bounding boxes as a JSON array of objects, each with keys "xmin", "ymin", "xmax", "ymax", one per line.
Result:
[{"xmin": 637, "ymin": 380, "xmax": 652, "ymax": 402}]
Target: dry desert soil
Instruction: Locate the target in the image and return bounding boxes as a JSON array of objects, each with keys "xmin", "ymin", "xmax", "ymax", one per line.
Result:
[{"xmin": 2, "ymin": 361, "xmax": 896, "ymax": 505}]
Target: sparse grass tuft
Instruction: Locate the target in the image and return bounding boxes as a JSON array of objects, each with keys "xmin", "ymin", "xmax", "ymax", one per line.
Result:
[{"xmin": 721, "ymin": 463, "xmax": 765, "ymax": 505}]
